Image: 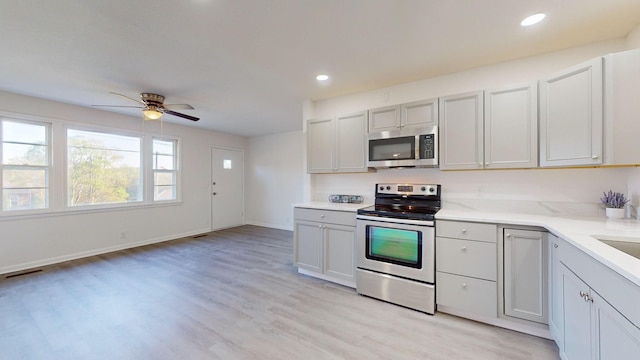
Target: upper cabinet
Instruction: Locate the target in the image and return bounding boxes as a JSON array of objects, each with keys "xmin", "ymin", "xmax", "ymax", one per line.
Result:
[
  {"xmin": 439, "ymin": 91, "xmax": 484, "ymax": 170},
  {"xmin": 604, "ymin": 48, "xmax": 640, "ymax": 165},
  {"xmin": 307, "ymin": 118, "xmax": 334, "ymax": 173},
  {"xmin": 539, "ymin": 57, "xmax": 603, "ymax": 167},
  {"xmin": 440, "ymin": 86, "xmax": 538, "ymax": 171},
  {"xmin": 368, "ymin": 98, "xmax": 438, "ymax": 132},
  {"xmin": 307, "ymin": 111, "xmax": 369, "ymax": 174},
  {"xmin": 484, "ymin": 83, "xmax": 538, "ymax": 169}
]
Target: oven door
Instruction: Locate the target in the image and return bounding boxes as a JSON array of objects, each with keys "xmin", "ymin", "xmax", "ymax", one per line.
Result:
[{"xmin": 356, "ymin": 215, "xmax": 435, "ymax": 283}]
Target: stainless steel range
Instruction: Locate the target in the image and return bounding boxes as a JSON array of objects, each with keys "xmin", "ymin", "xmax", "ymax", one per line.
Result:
[{"xmin": 356, "ymin": 183, "xmax": 441, "ymax": 314}]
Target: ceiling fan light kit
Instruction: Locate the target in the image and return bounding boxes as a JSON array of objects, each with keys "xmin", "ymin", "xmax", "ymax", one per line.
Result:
[{"xmin": 142, "ymin": 106, "xmax": 163, "ymax": 120}]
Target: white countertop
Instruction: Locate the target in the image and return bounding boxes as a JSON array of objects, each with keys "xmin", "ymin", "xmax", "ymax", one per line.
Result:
[
  {"xmin": 436, "ymin": 208, "xmax": 640, "ymax": 287},
  {"xmin": 292, "ymin": 201, "xmax": 372, "ymax": 212}
]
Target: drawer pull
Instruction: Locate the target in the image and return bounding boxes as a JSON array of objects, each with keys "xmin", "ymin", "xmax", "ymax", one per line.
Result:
[
  {"xmin": 461, "ymin": 246, "xmax": 467, "ymax": 252},
  {"xmin": 554, "ymin": 243, "xmax": 558, "ymax": 248},
  {"xmin": 320, "ymin": 214, "xmax": 325, "ymax": 218},
  {"xmin": 462, "ymin": 283, "xmax": 467, "ymax": 288},
  {"xmin": 461, "ymin": 228, "xmax": 467, "ymax": 234}
]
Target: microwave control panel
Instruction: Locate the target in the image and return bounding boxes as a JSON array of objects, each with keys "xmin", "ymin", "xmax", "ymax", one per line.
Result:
[{"xmin": 419, "ymin": 134, "xmax": 435, "ymax": 159}]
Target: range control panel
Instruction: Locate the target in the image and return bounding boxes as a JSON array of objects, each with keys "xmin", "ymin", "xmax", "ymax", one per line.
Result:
[{"xmin": 376, "ymin": 183, "xmax": 440, "ymax": 196}]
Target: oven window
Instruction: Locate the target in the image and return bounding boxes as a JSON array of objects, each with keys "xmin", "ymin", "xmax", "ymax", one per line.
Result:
[
  {"xmin": 365, "ymin": 226, "xmax": 422, "ymax": 268},
  {"xmin": 369, "ymin": 136, "xmax": 415, "ymax": 161}
]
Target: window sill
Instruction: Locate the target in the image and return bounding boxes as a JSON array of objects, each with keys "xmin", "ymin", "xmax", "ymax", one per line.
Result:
[{"xmin": 0, "ymin": 200, "xmax": 184, "ymax": 222}]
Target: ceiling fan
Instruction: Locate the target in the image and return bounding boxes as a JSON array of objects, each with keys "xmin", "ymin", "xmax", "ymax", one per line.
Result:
[{"xmin": 92, "ymin": 92, "xmax": 199, "ymax": 121}]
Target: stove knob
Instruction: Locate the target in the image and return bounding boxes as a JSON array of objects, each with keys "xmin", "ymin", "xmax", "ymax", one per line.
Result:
[
  {"xmin": 420, "ymin": 186, "xmax": 426, "ymax": 191},
  {"xmin": 386, "ymin": 186, "xmax": 391, "ymax": 190},
  {"xmin": 379, "ymin": 186, "xmax": 384, "ymax": 191},
  {"xmin": 429, "ymin": 187, "xmax": 435, "ymax": 193}
]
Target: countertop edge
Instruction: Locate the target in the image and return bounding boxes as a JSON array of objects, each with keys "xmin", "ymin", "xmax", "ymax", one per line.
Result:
[{"xmin": 292, "ymin": 202, "xmax": 372, "ymax": 213}]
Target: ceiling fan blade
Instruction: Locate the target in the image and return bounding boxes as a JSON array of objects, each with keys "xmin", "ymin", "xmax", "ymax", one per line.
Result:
[
  {"xmin": 109, "ymin": 91, "xmax": 145, "ymax": 105},
  {"xmin": 163, "ymin": 109, "xmax": 200, "ymax": 121},
  {"xmin": 91, "ymin": 105, "xmax": 144, "ymax": 108},
  {"xmin": 163, "ymin": 103, "xmax": 194, "ymax": 110}
]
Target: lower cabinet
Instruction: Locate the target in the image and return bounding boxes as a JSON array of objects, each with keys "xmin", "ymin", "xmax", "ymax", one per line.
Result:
[
  {"xmin": 502, "ymin": 228, "xmax": 548, "ymax": 324},
  {"xmin": 548, "ymin": 234, "xmax": 564, "ymax": 347},
  {"xmin": 554, "ymin": 236, "xmax": 640, "ymax": 359},
  {"xmin": 436, "ymin": 220, "xmax": 498, "ymax": 318},
  {"xmin": 293, "ymin": 207, "xmax": 356, "ymax": 288}
]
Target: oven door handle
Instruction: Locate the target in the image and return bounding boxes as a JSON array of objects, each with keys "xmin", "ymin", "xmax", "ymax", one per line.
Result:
[{"xmin": 356, "ymin": 215, "xmax": 434, "ymax": 227}]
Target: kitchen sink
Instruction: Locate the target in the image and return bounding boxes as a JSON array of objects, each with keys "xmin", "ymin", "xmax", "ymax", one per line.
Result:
[{"xmin": 592, "ymin": 235, "xmax": 640, "ymax": 260}]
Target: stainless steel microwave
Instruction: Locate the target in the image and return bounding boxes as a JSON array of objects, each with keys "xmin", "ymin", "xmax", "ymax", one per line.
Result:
[{"xmin": 367, "ymin": 126, "xmax": 438, "ymax": 168}]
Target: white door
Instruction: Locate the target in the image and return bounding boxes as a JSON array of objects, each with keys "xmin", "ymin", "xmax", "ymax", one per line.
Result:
[{"xmin": 211, "ymin": 147, "xmax": 244, "ymax": 230}]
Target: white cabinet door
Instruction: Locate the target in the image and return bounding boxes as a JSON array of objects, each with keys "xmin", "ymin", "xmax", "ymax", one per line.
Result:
[
  {"xmin": 604, "ymin": 48, "xmax": 640, "ymax": 165},
  {"xmin": 401, "ymin": 98, "xmax": 438, "ymax": 129},
  {"xmin": 439, "ymin": 91, "xmax": 484, "ymax": 170},
  {"xmin": 594, "ymin": 289, "xmax": 640, "ymax": 360},
  {"xmin": 323, "ymin": 223, "xmax": 356, "ymax": 283},
  {"xmin": 548, "ymin": 234, "xmax": 564, "ymax": 350},
  {"xmin": 561, "ymin": 263, "xmax": 593, "ymax": 360},
  {"xmin": 484, "ymin": 83, "xmax": 538, "ymax": 169},
  {"xmin": 503, "ymin": 229, "xmax": 548, "ymax": 324},
  {"xmin": 294, "ymin": 220, "xmax": 323, "ymax": 272},
  {"xmin": 335, "ymin": 111, "xmax": 368, "ymax": 172},
  {"xmin": 368, "ymin": 105, "xmax": 400, "ymax": 132},
  {"xmin": 307, "ymin": 118, "xmax": 334, "ymax": 173},
  {"xmin": 307, "ymin": 112, "xmax": 368, "ymax": 174},
  {"xmin": 539, "ymin": 57, "xmax": 603, "ymax": 167}
]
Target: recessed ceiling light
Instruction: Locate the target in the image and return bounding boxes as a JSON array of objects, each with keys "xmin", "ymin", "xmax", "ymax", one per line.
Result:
[
  {"xmin": 316, "ymin": 74, "xmax": 329, "ymax": 81},
  {"xmin": 521, "ymin": 13, "xmax": 546, "ymax": 27}
]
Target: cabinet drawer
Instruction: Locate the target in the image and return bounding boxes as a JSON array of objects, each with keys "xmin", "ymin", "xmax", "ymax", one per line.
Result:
[
  {"xmin": 436, "ymin": 220, "xmax": 496, "ymax": 242},
  {"xmin": 436, "ymin": 272, "xmax": 497, "ymax": 318},
  {"xmin": 436, "ymin": 238, "xmax": 496, "ymax": 281},
  {"xmin": 294, "ymin": 207, "xmax": 356, "ymax": 226}
]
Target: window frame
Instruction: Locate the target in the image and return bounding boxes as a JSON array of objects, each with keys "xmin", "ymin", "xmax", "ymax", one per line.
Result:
[
  {"xmin": 0, "ymin": 117, "xmax": 52, "ymax": 215},
  {"xmin": 64, "ymin": 124, "xmax": 144, "ymax": 210},
  {"xmin": 151, "ymin": 137, "xmax": 181, "ymax": 203}
]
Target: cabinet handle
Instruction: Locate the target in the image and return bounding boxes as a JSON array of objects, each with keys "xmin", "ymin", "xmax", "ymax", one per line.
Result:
[
  {"xmin": 462, "ymin": 283, "xmax": 467, "ymax": 288},
  {"xmin": 579, "ymin": 291, "xmax": 593, "ymax": 302},
  {"xmin": 506, "ymin": 233, "xmax": 511, "ymax": 238},
  {"xmin": 461, "ymin": 246, "xmax": 467, "ymax": 252},
  {"xmin": 554, "ymin": 243, "xmax": 558, "ymax": 248},
  {"xmin": 461, "ymin": 228, "xmax": 467, "ymax": 234},
  {"xmin": 592, "ymin": 155, "xmax": 599, "ymax": 159},
  {"xmin": 485, "ymin": 162, "xmax": 489, "ymax": 167},
  {"xmin": 320, "ymin": 214, "xmax": 325, "ymax": 218}
]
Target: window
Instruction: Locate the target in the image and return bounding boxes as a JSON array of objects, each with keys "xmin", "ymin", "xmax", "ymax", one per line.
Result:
[
  {"xmin": 1, "ymin": 119, "xmax": 50, "ymax": 211},
  {"xmin": 67, "ymin": 129, "xmax": 142, "ymax": 206},
  {"xmin": 152, "ymin": 138, "xmax": 178, "ymax": 201}
]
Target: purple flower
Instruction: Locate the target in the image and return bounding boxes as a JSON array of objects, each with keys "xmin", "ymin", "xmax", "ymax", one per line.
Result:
[{"xmin": 600, "ymin": 190, "xmax": 629, "ymax": 209}]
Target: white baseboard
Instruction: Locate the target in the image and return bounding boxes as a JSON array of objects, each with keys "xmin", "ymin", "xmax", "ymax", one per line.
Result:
[
  {"xmin": 437, "ymin": 305, "xmax": 553, "ymax": 340},
  {"xmin": 0, "ymin": 228, "xmax": 211, "ymax": 275}
]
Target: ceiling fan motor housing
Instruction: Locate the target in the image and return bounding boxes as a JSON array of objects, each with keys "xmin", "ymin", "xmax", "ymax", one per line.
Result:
[{"xmin": 141, "ymin": 93, "xmax": 165, "ymax": 106}]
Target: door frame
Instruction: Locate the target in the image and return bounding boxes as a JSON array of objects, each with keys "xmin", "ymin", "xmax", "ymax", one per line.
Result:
[{"xmin": 210, "ymin": 146, "xmax": 245, "ymax": 231}]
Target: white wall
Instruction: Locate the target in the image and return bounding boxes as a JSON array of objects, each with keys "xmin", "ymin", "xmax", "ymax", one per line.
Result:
[
  {"xmin": 0, "ymin": 91, "xmax": 246, "ymax": 274},
  {"xmin": 307, "ymin": 39, "xmax": 637, "ymax": 217},
  {"xmin": 628, "ymin": 23, "xmax": 640, "ymax": 48},
  {"xmin": 245, "ymin": 130, "xmax": 304, "ymax": 230}
]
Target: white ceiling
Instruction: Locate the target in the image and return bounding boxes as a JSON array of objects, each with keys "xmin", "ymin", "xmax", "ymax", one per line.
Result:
[{"xmin": 1, "ymin": 0, "xmax": 639, "ymax": 137}]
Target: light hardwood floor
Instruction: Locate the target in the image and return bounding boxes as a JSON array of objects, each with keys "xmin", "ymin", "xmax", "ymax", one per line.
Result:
[{"xmin": 0, "ymin": 225, "xmax": 560, "ymax": 359}]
